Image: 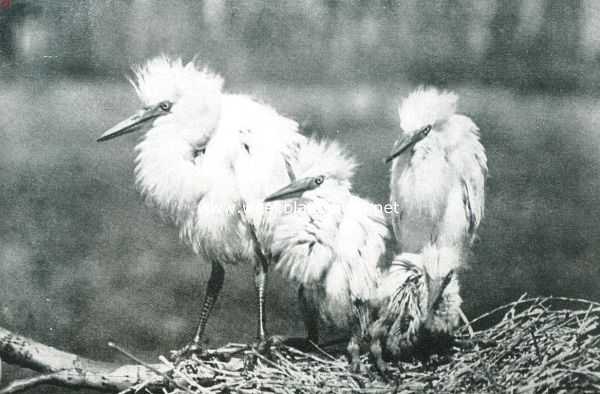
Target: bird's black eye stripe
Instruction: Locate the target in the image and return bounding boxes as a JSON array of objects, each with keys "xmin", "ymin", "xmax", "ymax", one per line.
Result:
[
  {"xmin": 159, "ymin": 101, "xmax": 172, "ymax": 112},
  {"xmin": 422, "ymin": 125, "xmax": 432, "ymax": 135},
  {"xmin": 315, "ymin": 175, "xmax": 325, "ymax": 185}
]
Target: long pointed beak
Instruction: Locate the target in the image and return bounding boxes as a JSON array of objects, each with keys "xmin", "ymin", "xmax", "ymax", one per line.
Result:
[
  {"xmin": 264, "ymin": 178, "xmax": 315, "ymax": 202},
  {"xmin": 97, "ymin": 105, "xmax": 164, "ymax": 142},
  {"xmin": 384, "ymin": 130, "xmax": 428, "ymax": 164},
  {"xmin": 426, "ymin": 270, "xmax": 454, "ymax": 315}
]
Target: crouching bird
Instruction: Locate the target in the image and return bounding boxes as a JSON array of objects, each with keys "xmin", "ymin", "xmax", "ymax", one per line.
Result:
[
  {"xmin": 264, "ymin": 139, "xmax": 389, "ymax": 372},
  {"xmin": 97, "ymin": 56, "xmax": 304, "ymax": 357},
  {"xmin": 368, "ymin": 245, "xmax": 462, "ymax": 373}
]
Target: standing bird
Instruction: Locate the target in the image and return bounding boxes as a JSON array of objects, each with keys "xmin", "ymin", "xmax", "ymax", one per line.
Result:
[
  {"xmin": 264, "ymin": 139, "xmax": 389, "ymax": 371},
  {"xmin": 385, "ymin": 87, "xmax": 487, "ymax": 255},
  {"xmin": 368, "ymin": 244, "xmax": 462, "ymax": 373},
  {"xmin": 97, "ymin": 56, "xmax": 304, "ymax": 356}
]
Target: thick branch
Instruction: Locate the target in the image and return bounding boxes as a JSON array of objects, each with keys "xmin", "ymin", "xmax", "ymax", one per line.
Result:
[
  {"xmin": 0, "ymin": 373, "xmax": 62, "ymax": 394},
  {"xmin": 0, "ymin": 326, "xmax": 169, "ymax": 393}
]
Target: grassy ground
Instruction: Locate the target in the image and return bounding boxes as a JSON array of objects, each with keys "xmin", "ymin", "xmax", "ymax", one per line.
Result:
[{"xmin": 1, "ymin": 77, "xmax": 600, "ymax": 368}]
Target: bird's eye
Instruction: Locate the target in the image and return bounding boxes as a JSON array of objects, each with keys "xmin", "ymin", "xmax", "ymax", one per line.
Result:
[
  {"xmin": 314, "ymin": 175, "xmax": 325, "ymax": 185},
  {"xmin": 422, "ymin": 125, "xmax": 432, "ymax": 135},
  {"xmin": 193, "ymin": 147, "xmax": 206, "ymax": 158},
  {"xmin": 159, "ymin": 101, "xmax": 172, "ymax": 112}
]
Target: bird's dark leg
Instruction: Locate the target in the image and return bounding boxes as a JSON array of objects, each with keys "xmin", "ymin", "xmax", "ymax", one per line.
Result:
[
  {"xmin": 299, "ymin": 285, "xmax": 319, "ymax": 343},
  {"xmin": 263, "ymin": 286, "xmax": 320, "ymax": 352},
  {"xmin": 194, "ymin": 261, "xmax": 225, "ymax": 345},
  {"xmin": 170, "ymin": 261, "xmax": 224, "ymax": 360}
]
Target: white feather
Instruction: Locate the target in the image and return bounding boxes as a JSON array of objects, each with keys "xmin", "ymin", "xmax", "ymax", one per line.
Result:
[
  {"xmin": 390, "ymin": 87, "xmax": 487, "ymax": 256},
  {"xmin": 131, "ymin": 56, "xmax": 304, "ymax": 265},
  {"xmin": 369, "ymin": 244, "xmax": 463, "ymax": 358},
  {"xmin": 270, "ymin": 139, "xmax": 389, "ymax": 331},
  {"xmin": 398, "ymin": 87, "xmax": 458, "ymax": 133},
  {"xmin": 289, "ymin": 138, "xmax": 357, "ymax": 182},
  {"xmin": 131, "ymin": 56, "xmax": 224, "ymax": 107}
]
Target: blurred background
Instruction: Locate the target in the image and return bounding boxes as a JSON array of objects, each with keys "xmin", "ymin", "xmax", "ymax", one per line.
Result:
[{"xmin": 2, "ymin": 0, "xmax": 600, "ymax": 383}]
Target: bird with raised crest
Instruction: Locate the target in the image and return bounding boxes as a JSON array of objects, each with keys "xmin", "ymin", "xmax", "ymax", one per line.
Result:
[
  {"xmin": 385, "ymin": 87, "xmax": 487, "ymax": 255},
  {"xmin": 97, "ymin": 56, "xmax": 304, "ymax": 358},
  {"xmin": 368, "ymin": 244, "xmax": 462, "ymax": 373},
  {"xmin": 264, "ymin": 138, "xmax": 389, "ymax": 372}
]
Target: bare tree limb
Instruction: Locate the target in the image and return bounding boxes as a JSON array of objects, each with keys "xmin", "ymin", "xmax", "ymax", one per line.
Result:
[
  {"xmin": 0, "ymin": 325, "xmax": 170, "ymax": 393},
  {"xmin": 0, "ymin": 373, "xmax": 60, "ymax": 394}
]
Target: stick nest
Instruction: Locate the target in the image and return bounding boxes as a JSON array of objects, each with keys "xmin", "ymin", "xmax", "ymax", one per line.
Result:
[{"xmin": 140, "ymin": 296, "xmax": 600, "ymax": 394}]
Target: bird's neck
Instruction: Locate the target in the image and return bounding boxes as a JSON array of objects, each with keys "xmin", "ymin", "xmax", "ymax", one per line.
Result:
[
  {"xmin": 134, "ymin": 127, "xmax": 210, "ymax": 222},
  {"xmin": 391, "ymin": 143, "xmax": 452, "ymax": 217}
]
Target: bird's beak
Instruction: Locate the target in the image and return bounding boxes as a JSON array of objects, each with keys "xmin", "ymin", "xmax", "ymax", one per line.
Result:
[
  {"xmin": 264, "ymin": 177, "xmax": 314, "ymax": 202},
  {"xmin": 97, "ymin": 105, "xmax": 165, "ymax": 142},
  {"xmin": 384, "ymin": 128, "xmax": 429, "ymax": 163},
  {"xmin": 426, "ymin": 270, "xmax": 454, "ymax": 315}
]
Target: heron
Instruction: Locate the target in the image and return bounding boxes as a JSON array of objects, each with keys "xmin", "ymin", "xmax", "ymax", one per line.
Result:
[
  {"xmin": 368, "ymin": 244, "xmax": 462, "ymax": 373},
  {"xmin": 385, "ymin": 87, "xmax": 487, "ymax": 255},
  {"xmin": 263, "ymin": 138, "xmax": 389, "ymax": 371},
  {"xmin": 97, "ymin": 56, "xmax": 304, "ymax": 357}
]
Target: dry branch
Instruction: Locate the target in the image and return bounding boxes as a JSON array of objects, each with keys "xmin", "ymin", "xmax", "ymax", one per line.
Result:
[
  {"xmin": 1, "ymin": 296, "xmax": 600, "ymax": 393},
  {"xmin": 0, "ymin": 326, "xmax": 169, "ymax": 393}
]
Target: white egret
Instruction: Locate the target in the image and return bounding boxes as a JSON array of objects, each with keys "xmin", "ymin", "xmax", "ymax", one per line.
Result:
[
  {"xmin": 385, "ymin": 87, "xmax": 487, "ymax": 255},
  {"xmin": 368, "ymin": 244, "xmax": 462, "ymax": 373},
  {"xmin": 98, "ymin": 56, "xmax": 304, "ymax": 356},
  {"xmin": 369, "ymin": 245, "xmax": 462, "ymax": 371},
  {"xmin": 264, "ymin": 139, "xmax": 389, "ymax": 371}
]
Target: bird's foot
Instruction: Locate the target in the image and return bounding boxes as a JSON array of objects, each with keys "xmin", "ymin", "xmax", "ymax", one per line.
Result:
[
  {"xmin": 369, "ymin": 339, "xmax": 391, "ymax": 380},
  {"xmin": 368, "ymin": 351, "xmax": 398, "ymax": 382},
  {"xmin": 242, "ymin": 335, "xmax": 286, "ymax": 370},
  {"xmin": 255, "ymin": 334, "xmax": 286, "ymax": 355},
  {"xmin": 347, "ymin": 336, "xmax": 363, "ymax": 374},
  {"xmin": 350, "ymin": 358, "xmax": 365, "ymax": 375},
  {"xmin": 169, "ymin": 341, "xmax": 204, "ymax": 363},
  {"xmin": 374, "ymin": 362, "xmax": 399, "ymax": 383}
]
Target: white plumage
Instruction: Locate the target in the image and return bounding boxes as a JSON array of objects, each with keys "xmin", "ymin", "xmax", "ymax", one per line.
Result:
[
  {"xmin": 388, "ymin": 87, "xmax": 487, "ymax": 255},
  {"xmin": 369, "ymin": 244, "xmax": 462, "ymax": 371},
  {"xmin": 99, "ymin": 60, "xmax": 485, "ymax": 368},
  {"xmin": 99, "ymin": 56, "xmax": 305, "ymax": 355},
  {"xmin": 265, "ymin": 138, "xmax": 389, "ymax": 371}
]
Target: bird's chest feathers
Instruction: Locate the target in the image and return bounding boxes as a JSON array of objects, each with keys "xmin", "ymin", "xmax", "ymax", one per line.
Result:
[
  {"xmin": 300, "ymin": 197, "xmax": 343, "ymax": 247},
  {"xmin": 196, "ymin": 185, "xmax": 240, "ymax": 230},
  {"xmin": 392, "ymin": 147, "xmax": 452, "ymax": 220}
]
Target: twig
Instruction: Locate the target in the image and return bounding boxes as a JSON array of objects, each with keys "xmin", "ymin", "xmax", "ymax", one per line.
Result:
[
  {"xmin": 529, "ymin": 327, "xmax": 542, "ymax": 365},
  {"xmin": 2, "ymin": 295, "xmax": 600, "ymax": 394},
  {"xmin": 308, "ymin": 340, "xmax": 337, "ymax": 361},
  {"xmin": 107, "ymin": 341, "xmax": 187, "ymax": 393},
  {"xmin": 459, "ymin": 307, "xmax": 475, "ymax": 337}
]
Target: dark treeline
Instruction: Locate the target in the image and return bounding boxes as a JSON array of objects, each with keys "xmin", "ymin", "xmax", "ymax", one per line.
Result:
[{"xmin": 1, "ymin": 0, "xmax": 599, "ymax": 92}]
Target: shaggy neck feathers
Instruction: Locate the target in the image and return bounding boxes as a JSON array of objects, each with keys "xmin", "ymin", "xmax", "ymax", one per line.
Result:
[{"xmin": 135, "ymin": 126, "xmax": 210, "ymax": 223}]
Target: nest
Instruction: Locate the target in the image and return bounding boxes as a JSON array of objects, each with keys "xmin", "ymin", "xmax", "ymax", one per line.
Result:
[{"xmin": 137, "ymin": 296, "xmax": 600, "ymax": 393}]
